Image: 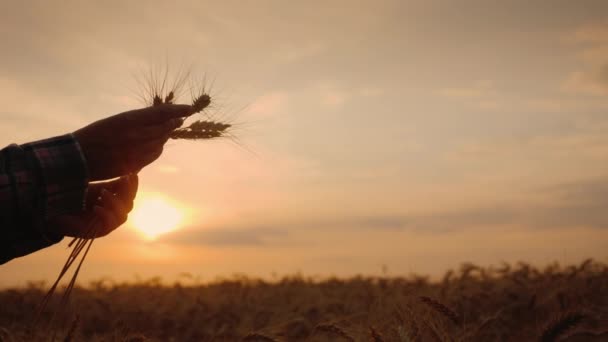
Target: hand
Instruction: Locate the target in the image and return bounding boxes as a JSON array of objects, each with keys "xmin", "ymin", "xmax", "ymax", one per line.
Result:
[
  {"xmin": 46, "ymin": 174, "xmax": 138, "ymax": 238},
  {"xmin": 73, "ymin": 104, "xmax": 192, "ymax": 181}
]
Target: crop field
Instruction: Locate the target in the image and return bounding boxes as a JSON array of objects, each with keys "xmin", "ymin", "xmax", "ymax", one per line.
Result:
[{"xmin": 0, "ymin": 260, "xmax": 606, "ymax": 341}]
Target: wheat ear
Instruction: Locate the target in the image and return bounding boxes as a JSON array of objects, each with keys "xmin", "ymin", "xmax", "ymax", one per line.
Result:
[
  {"xmin": 540, "ymin": 313, "xmax": 586, "ymax": 342},
  {"xmin": 419, "ymin": 296, "xmax": 462, "ymax": 326}
]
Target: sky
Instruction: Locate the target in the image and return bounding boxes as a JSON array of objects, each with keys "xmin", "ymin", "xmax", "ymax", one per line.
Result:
[{"xmin": 1, "ymin": 0, "xmax": 608, "ymax": 287}]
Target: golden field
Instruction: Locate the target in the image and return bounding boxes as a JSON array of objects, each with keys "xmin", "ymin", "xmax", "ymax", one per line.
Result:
[{"xmin": 0, "ymin": 260, "xmax": 606, "ymax": 341}]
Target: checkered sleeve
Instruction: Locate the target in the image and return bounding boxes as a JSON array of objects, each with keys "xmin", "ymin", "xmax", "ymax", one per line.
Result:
[
  {"xmin": 22, "ymin": 134, "xmax": 89, "ymax": 218},
  {"xmin": 0, "ymin": 134, "xmax": 89, "ymax": 264}
]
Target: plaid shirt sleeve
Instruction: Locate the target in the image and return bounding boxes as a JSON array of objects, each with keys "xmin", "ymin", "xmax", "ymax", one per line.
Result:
[{"xmin": 0, "ymin": 133, "xmax": 88, "ymax": 264}]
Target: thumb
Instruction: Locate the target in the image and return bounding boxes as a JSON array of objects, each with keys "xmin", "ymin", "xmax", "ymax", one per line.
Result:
[{"xmin": 86, "ymin": 175, "xmax": 135, "ymax": 207}]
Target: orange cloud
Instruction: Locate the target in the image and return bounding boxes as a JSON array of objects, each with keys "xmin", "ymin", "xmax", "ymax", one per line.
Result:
[
  {"xmin": 562, "ymin": 23, "xmax": 608, "ymax": 96},
  {"xmin": 248, "ymin": 91, "xmax": 288, "ymax": 117}
]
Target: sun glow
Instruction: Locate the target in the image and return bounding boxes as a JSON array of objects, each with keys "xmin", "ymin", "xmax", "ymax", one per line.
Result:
[{"xmin": 130, "ymin": 194, "xmax": 184, "ymax": 240}]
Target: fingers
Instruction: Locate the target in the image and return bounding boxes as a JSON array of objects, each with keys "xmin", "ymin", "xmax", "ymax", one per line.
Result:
[
  {"xmin": 122, "ymin": 140, "xmax": 165, "ymax": 174},
  {"xmin": 73, "ymin": 104, "xmax": 190, "ymax": 181},
  {"xmin": 124, "ymin": 143, "xmax": 164, "ymax": 175},
  {"xmin": 112, "ymin": 174, "xmax": 138, "ymax": 211},
  {"xmin": 92, "ymin": 205, "xmax": 119, "ymax": 237},
  {"xmin": 82, "ymin": 174, "xmax": 139, "ymax": 237},
  {"xmin": 121, "ymin": 117, "xmax": 184, "ymax": 143},
  {"xmin": 93, "ymin": 187, "xmax": 132, "ymax": 237},
  {"xmin": 47, "ymin": 175, "xmax": 138, "ymax": 238},
  {"xmin": 118, "ymin": 173, "xmax": 138, "ymax": 203},
  {"xmin": 138, "ymin": 146, "xmax": 164, "ymax": 170},
  {"xmin": 123, "ymin": 104, "xmax": 193, "ymax": 125},
  {"xmin": 92, "ymin": 137, "xmax": 166, "ymax": 176}
]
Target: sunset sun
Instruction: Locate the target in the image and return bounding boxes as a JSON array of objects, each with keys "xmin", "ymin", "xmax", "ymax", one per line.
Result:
[{"xmin": 130, "ymin": 195, "xmax": 184, "ymax": 240}]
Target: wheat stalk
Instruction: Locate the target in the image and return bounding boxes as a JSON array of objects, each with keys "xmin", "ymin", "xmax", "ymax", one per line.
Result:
[
  {"xmin": 242, "ymin": 333, "xmax": 278, "ymax": 342},
  {"xmin": 419, "ymin": 296, "xmax": 462, "ymax": 326},
  {"xmin": 63, "ymin": 315, "xmax": 79, "ymax": 342},
  {"xmin": 35, "ymin": 219, "xmax": 101, "ymax": 332},
  {"xmin": 314, "ymin": 324, "xmax": 355, "ymax": 342},
  {"xmin": 540, "ymin": 313, "xmax": 586, "ymax": 342}
]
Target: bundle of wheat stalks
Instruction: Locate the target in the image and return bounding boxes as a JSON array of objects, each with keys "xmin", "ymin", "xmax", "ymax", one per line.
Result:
[{"xmin": 34, "ymin": 70, "xmax": 232, "ymax": 330}]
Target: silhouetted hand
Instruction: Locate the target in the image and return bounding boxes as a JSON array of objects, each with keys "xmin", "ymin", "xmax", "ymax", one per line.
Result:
[
  {"xmin": 46, "ymin": 174, "xmax": 138, "ymax": 238},
  {"xmin": 73, "ymin": 104, "xmax": 192, "ymax": 181}
]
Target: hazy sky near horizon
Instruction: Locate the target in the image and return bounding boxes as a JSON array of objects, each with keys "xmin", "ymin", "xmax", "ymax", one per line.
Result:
[{"xmin": 1, "ymin": 0, "xmax": 608, "ymax": 286}]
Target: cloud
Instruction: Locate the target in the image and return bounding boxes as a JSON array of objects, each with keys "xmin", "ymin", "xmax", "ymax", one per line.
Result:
[
  {"xmin": 447, "ymin": 120, "xmax": 608, "ymax": 174},
  {"xmin": 532, "ymin": 179, "xmax": 608, "ymax": 228},
  {"xmin": 322, "ymin": 90, "xmax": 348, "ymax": 107},
  {"xmin": 313, "ymin": 81, "xmax": 352, "ymax": 108},
  {"xmin": 599, "ymin": 63, "xmax": 608, "ymax": 84},
  {"xmin": 161, "ymin": 176, "xmax": 608, "ymax": 248},
  {"xmin": 358, "ymin": 86, "xmax": 384, "ymax": 97},
  {"xmin": 247, "ymin": 91, "xmax": 288, "ymax": 117},
  {"xmin": 567, "ymin": 22, "xmax": 608, "ymax": 44},
  {"xmin": 415, "ymin": 178, "xmax": 608, "ymax": 231},
  {"xmin": 439, "ymin": 80, "xmax": 493, "ymax": 99},
  {"xmin": 163, "ymin": 226, "xmax": 288, "ymax": 246},
  {"xmin": 273, "ymin": 41, "xmax": 326, "ymax": 63},
  {"xmin": 351, "ymin": 216, "xmax": 408, "ymax": 231},
  {"xmin": 438, "ymin": 80, "xmax": 500, "ymax": 109},
  {"xmin": 322, "ymin": 178, "xmax": 608, "ymax": 233},
  {"xmin": 562, "ymin": 67, "xmax": 608, "ymax": 96},
  {"xmin": 163, "ymin": 215, "xmax": 408, "ymax": 247},
  {"xmin": 307, "ymin": 81, "xmax": 385, "ymax": 109},
  {"xmin": 562, "ymin": 23, "xmax": 608, "ymax": 95}
]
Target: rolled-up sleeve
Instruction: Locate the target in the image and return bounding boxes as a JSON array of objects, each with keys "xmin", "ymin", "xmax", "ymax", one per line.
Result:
[{"xmin": 0, "ymin": 134, "xmax": 88, "ymax": 264}]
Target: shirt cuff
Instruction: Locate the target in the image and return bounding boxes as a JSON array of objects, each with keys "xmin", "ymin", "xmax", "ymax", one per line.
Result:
[
  {"xmin": 5, "ymin": 231, "xmax": 64, "ymax": 264},
  {"xmin": 22, "ymin": 133, "xmax": 89, "ymax": 219}
]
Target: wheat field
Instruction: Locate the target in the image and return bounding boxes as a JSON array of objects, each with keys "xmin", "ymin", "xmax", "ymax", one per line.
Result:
[{"xmin": 0, "ymin": 260, "xmax": 606, "ymax": 341}]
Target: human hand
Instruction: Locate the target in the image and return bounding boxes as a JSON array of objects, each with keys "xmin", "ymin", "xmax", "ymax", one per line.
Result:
[
  {"xmin": 73, "ymin": 104, "xmax": 193, "ymax": 181},
  {"xmin": 46, "ymin": 174, "xmax": 138, "ymax": 238}
]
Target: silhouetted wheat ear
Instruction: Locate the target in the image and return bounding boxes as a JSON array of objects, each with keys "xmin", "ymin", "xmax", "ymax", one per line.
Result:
[
  {"xmin": 153, "ymin": 95, "xmax": 163, "ymax": 106},
  {"xmin": 242, "ymin": 333, "xmax": 278, "ymax": 342},
  {"xmin": 540, "ymin": 313, "xmax": 586, "ymax": 342},
  {"xmin": 170, "ymin": 120, "xmax": 231, "ymax": 140},
  {"xmin": 164, "ymin": 91, "xmax": 174, "ymax": 104},
  {"xmin": 314, "ymin": 324, "xmax": 355, "ymax": 341},
  {"xmin": 63, "ymin": 315, "xmax": 79, "ymax": 342},
  {"xmin": 419, "ymin": 296, "xmax": 461, "ymax": 325},
  {"xmin": 192, "ymin": 93, "xmax": 211, "ymax": 113},
  {"xmin": 369, "ymin": 326, "xmax": 385, "ymax": 342},
  {"xmin": 151, "ymin": 88, "xmax": 231, "ymax": 141}
]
